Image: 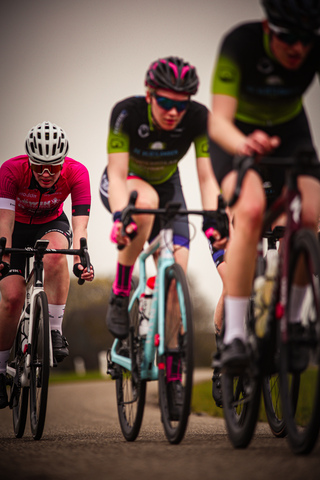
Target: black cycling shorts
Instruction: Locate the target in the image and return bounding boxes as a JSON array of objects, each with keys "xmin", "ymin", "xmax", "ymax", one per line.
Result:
[
  {"xmin": 5, "ymin": 212, "xmax": 72, "ymax": 278},
  {"xmin": 100, "ymin": 167, "xmax": 190, "ymax": 248},
  {"xmin": 210, "ymin": 109, "xmax": 320, "ymax": 199}
]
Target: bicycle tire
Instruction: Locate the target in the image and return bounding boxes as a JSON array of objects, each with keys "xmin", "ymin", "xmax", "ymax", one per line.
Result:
[
  {"xmin": 10, "ymin": 318, "xmax": 29, "ymax": 438},
  {"xmin": 116, "ymin": 277, "xmax": 146, "ymax": 441},
  {"xmin": 262, "ymin": 374, "xmax": 287, "ymax": 438},
  {"xmin": 222, "ymin": 298, "xmax": 261, "ymax": 449},
  {"xmin": 222, "ymin": 371, "xmax": 261, "ymax": 448},
  {"xmin": 158, "ymin": 263, "xmax": 193, "ymax": 444},
  {"xmin": 29, "ymin": 291, "xmax": 50, "ymax": 440},
  {"xmin": 279, "ymin": 228, "xmax": 320, "ymax": 454}
]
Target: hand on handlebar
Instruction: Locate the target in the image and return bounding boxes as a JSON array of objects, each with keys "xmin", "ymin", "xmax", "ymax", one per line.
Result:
[
  {"xmin": 0, "ymin": 261, "xmax": 10, "ymax": 279},
  {"xmin": 237, "ymin": 130, "xmax": 280, "ymax": 157},
  {"xmin": 73, "ymin": 262, "xmax": 94, "ymax": 282},
  {"xmin": 110, "ymin": 194, "xmax": 138, "ymax": 250},
  {"xmin": 202, "ymin": 195, "xmax": 229, "ymax": 249}
]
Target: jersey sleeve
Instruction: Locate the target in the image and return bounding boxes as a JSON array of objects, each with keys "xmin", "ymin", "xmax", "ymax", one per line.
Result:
[
  {"xmin": 65, "ymin": 160, "xmax": 91, "ymax": 216},
  {"xmin": 107, "ymin": 99, "xmax": 131, "ymax": 154},
  {"xmin": 0, "ymin": 161, "xmax": 19, "ymax": 200},
  {"xmin": 211, "ymin": 26, "xmax": 243, "ymax": 99},
  {"xmin": 191, "ymin": 102, "xmax": 210, "ymax": 159}
]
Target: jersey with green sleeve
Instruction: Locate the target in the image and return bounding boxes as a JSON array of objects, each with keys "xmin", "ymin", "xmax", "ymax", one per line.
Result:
[
  {"xmin": 107, "ymin": 96, "xmax": 209, "ymax": 185},
  {"xmin": 211, "ymin": 22, "xmax": 320, "ymax": 126}
]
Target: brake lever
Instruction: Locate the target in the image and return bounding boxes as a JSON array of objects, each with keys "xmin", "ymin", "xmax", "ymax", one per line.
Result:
[{"xmin": 78, "ymin": 237, "xmax": 91, "ymax": 285}]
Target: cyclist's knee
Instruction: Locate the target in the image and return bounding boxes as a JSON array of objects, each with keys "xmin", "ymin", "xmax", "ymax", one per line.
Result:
[
  {"xmin": 0, "ymin": 287, "xmax": 24, "ymax": 317},
  {"xmin": 136, "ymin": 189, "xmax": 159, "ymax": 210},
  {"xmin": 237, "ymin": 196, "xmax": 264, "ymax": 234},
  {"xmin": 44, "ymin": 253, "xmax": 68, "ymax": 275}
]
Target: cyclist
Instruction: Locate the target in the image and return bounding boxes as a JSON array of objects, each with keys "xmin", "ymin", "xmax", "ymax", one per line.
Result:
[
  {"xmin": 0, "ymin": 121, "xmax": 94, "ymax": 409},
  {"xmin": 100, "ymin": 56, "xmax": 226, "ymax": 417},
  {"xmin": 208, "ymin": 0, "xmax": 320, "ymax": 373}
]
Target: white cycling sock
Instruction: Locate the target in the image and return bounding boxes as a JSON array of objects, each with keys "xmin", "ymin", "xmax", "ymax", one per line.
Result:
[
  {"xmin": 223, "ymin": 296, "xmax": 249, "ymax": 345},
  {"xmin": 49, "ymin": 304, "xmax": 66, "ymax": 333},
  {"xmin": 288, "ymin": 285, "xmax": 308, "ymax": 324},
  {"xmin": 0, "ymin": 349, "xmax": 10, "ymax": 375}
]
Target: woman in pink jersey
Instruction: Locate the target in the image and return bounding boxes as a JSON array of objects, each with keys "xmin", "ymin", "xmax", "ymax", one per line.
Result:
[{"xmin": 0, "ymin": 121, "xmax": 94, "ymax": 409}]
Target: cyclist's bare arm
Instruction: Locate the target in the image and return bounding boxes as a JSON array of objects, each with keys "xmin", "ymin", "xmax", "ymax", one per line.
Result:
[
  {"xmin": 72, "ymin": 215, "xmax": 94, "ymax": 281},
  {"xmin": 208, "ymin": 94, "xmax": 280, "ymax": 156},
  {"xmin": 196, "ymin": 156, "xmax": 227, "ymax": 250},
  {"xmin": 108, "ymin": 151, "xmax": 138, "ymax": 246},
  {"xmin": 0, "ymin": 209, "xmax": 14, "ymax": 270}
]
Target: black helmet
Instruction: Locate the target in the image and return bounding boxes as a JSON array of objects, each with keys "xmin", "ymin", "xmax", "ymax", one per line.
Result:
[
  {"xmin": 145, "ymin": 56, "xmax": 199, "ymax": 95},
  {"xmin": 261, "ymin": 0, "xmax": 320, "ymax": 31}
]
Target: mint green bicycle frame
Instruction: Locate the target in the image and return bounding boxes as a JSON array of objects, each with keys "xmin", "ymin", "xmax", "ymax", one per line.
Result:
[{"xmin": 110, "ymin": 225, "xmax": 188, "ymax": 381}]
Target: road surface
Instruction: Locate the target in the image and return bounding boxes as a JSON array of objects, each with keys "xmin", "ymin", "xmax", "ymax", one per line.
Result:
[{"xmin": 0, "ymin": 369, "xmax": 319, "ymax": 480}]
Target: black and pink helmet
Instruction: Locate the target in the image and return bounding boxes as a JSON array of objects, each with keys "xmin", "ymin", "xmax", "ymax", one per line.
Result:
[{"xmin": 145, "ymin": 56, "xmax": 199, "ymax": 95}]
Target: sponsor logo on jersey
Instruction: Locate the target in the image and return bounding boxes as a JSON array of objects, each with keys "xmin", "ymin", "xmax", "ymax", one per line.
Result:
[
  {"xmin": 218, "ymin": 66, "xmax": 236, "ymax": 83},
  {"xmin": 138, "ymin": 124, "xmax": 150, "ymax": 138},
  {"xmin": 257, "ymin": 57, "xmax": 274, "ymax": 75},
  {"xmin": 150, "ymin": 141, "xmax": 165, "ymax": 150}
]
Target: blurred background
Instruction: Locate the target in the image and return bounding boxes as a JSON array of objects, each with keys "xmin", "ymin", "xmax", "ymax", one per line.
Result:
[{"xmin": 1, "ymin": 0, "xmax": 320, "ymax": 370}]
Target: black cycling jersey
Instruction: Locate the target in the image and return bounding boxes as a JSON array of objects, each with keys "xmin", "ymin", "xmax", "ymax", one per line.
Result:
[
  {"xmin": 212, "ymin": 21, "xmax": 320, "ymax": 126},
  {"xmin": 210, "ymin": 21, "xmax": 320, "ymax": 186},
  {"xmin": 107, "ymin": 95, "xmax": 209, "ymax": 184}
]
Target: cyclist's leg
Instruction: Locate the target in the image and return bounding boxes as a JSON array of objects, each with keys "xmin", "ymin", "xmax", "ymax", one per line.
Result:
[
  {"xmin": 0, "ymin": 220, "xmax": 32, "ymax": 407},
  {"xmin": 36, "ymin": 217, "xmax": 72, "ymax": 363},
  {"xmin": 221, "ymin": 169, "xmax": 265, "ymax": 369},
  {"xmin": 0, "ymin": 274, "xmax": 25, "ymax": 408},
  {"xmin": 102, "ymin": 172, "xmax": 159, "ymax": 339}
]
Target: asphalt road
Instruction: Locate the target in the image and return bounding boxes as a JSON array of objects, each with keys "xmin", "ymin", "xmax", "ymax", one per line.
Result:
[{"xmin": 0, "ymin": 369, "xmax": 319, "ymax": 480}]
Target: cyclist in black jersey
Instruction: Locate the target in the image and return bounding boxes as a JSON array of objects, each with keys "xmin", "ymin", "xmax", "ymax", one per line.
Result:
[
  {"xmin": 208, "ymin": 0, "xmax": 320, "ymax": 373},
  {"xmin": 100, "ymin": 56, "xmax": 227, "ymax": 414}
]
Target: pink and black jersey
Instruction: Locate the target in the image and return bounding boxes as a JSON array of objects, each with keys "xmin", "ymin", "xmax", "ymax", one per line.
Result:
[{"xmin": 0, "ymin": 155, "xmax": 91, "ymax": 224}]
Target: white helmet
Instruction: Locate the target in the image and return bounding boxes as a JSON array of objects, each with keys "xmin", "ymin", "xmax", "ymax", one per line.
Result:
[{"xmin": 25, "ymin": 121, "xmax": 69, "ymax": 165}]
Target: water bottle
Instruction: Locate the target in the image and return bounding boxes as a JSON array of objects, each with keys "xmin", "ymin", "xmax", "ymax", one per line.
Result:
[
  {"xmin": 139, "ymin": 276, "xmax": 155, "ymax": 337},
  {"xmin": 254, "ymin": 249, "xmax": 279, "ymax": 338}
]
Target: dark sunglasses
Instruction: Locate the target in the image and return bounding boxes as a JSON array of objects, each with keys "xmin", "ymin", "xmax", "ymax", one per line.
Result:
[
  {"xmin": 269, "ymin": 23, "xmax": 315, "ymax": 46},
  {"xmin": 30, "ymin": 163, "xmax": 62, "ymax": 175},
  {"xmin": 153, "ymin": 94, "xmax": 189, "ymax": 113}
]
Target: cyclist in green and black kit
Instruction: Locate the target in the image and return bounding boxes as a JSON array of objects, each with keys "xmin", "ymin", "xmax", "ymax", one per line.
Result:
[
  {"xmin": 209, "ymin": 0, "xmax": 320, "ymax": 374},
  {"xmin": 100, "ymin": 56, "xmax": 227, "ymax": 418}
]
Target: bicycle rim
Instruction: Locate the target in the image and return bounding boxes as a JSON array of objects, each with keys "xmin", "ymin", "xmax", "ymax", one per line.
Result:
[
  {"xmin": 158, "ymin": 263, "xmax": 193, "ymax": 444},
  {"xmin": 116, "ymin": 277, "xmax": 146, "ymax": 441},
  {"xmin": 262, "ymin": 374, "xmax": 287, "ymax": 438},
  {"xmin": 10, "ymin": 319, "xmax": 29, "ymax": 438},
  {"xmin": 222, "ymin": 372, "xmax": 261, "ymax": 448},
  {"xmin": 29, "ymin": 291, "xmax": 50, "ymax": 440},
  {"xmin": 280, "ymin": 229, "xmax": 320, "ymax": 454}
]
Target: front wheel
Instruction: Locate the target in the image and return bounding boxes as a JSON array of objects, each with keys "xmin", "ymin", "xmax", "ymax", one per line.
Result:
[
  {"xmin": 262, "ymin": 374, "xmax": 287, "ymax": 438},
  {"xmin": 222, "ymin": 371, "xmax": 261, "ymax": 449},
  {"xmin": 158, "ymin": 263, "xmax": 193, "ymax": 444},
  {"xmin": 279, "ymin": 229, "xmax": 320, "ymax": 455},
  {"xmin": 29, "ymin": 291, "xmax": 50, "ymax": 440},
  {"xmin": 115, "ymin": 277, "xmax": 146, "ymax": 441}
]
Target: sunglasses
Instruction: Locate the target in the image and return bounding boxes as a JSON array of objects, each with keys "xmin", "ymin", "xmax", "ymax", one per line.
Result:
[
  {"xmin": 153, "ymin": 94, "xmax": 189, "ymax": 113},
  {"xmin": 30, "ymin": 163, "xmax": 62, "ymax": 175},
  {"xmin": 269, "ymin": 23, "xmax": 315, "ymax": 46}
]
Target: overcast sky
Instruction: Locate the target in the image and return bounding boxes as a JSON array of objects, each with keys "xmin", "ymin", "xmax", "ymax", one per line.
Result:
[{"xmin": 1, "ymin": 0, "xmax": 320, "ymax": 312}]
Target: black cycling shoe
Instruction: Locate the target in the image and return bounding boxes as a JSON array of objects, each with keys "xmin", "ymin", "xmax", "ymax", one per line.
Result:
[
  {"xmin": 106, "ymin": 291, "xmax": 130, "ymax": 339},
  {"xmin": 221, "ymin": 338, "xmax": 250, "ymax": 375},
  {"xmin": 212, "ymin": 367, "xmax": 223, "ymax": 408},
  {"xmin": 51, "ymin": 330, "xmax": 69, "ymax": 363},
  {"xmin": 288, "ymin": 323, "xmax": 310, "ymax": 373},
  {"xmin": 167, "ymin": 380, "xmax": 184, "ymax": 421},
  {"xmin": 0, "ymin": 373, "xmax": 9, "ymax": 409}
]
